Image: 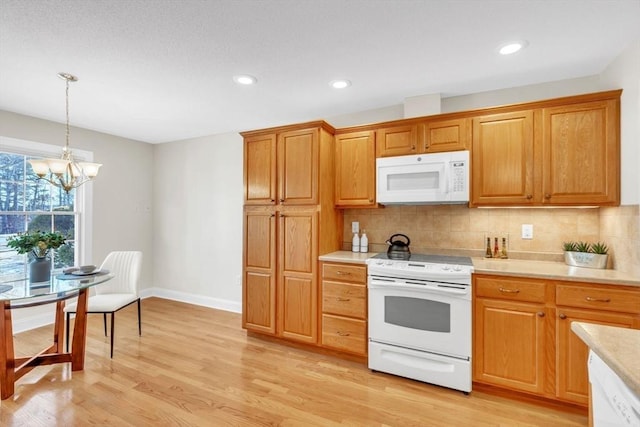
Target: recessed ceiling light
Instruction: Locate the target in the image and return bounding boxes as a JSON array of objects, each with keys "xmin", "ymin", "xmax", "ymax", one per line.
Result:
[
  {"xmin": 233, "ymin": 74, "xmax": 257, "ymax": 85},
  {"xmin": 330, "ymin": 79, "xmax": 351, "ymax": 89},
  {"xmin": 498, "ymin": 41, "xmax": 528, "ymax": 55}
]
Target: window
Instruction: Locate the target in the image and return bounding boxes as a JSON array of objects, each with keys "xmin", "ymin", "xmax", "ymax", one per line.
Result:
[{"xmin": 0, "ymin": 137, "xmax": 93, "ymax": 281}]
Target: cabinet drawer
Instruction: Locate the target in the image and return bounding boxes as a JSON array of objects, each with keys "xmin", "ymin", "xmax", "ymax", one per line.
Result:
[
  {"xmin": 321, "ymin": 314, "xmax": 367, "ymax": 355},
  {"xmin": 475, "ymin": 276, "xmax": 547, "ymax": 303},
  {"xmin": 322, "ymin": 281, "xmax": 366, "ymax": 318},
  {"xmin": 556, "ymin": 284, "xmax": 640, "ymax": 314},
  {"xmin": 322, "ymin": 263, "xmax": 366, "ymax": 283}
]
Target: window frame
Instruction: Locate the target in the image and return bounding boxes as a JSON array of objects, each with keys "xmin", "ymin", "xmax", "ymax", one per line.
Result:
[{"xmin": 0, "ymin": 136, "xmax": 94, "ymax": 268}]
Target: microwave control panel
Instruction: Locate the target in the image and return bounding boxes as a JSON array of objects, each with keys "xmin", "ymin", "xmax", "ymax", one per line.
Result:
[{"xmin": 451, "ymin": 161, "xmax": 467, "ymax": 193}]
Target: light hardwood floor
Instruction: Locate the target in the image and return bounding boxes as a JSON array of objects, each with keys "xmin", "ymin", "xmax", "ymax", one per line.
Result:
[{"xmin": 1, "ymin": 298, "xmax": 587, "ymax": 426}]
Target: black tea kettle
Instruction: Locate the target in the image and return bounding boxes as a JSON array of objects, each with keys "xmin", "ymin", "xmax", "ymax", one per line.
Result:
[{"xmin": 386, "ymin": 234, "xmax": 411, "ymax": 260}]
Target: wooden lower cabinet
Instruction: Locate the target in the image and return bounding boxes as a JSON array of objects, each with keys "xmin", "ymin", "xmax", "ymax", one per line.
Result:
[
  {"xmin": 556, "ymin": 307, "xmax": 636, "ymax": 405},
  {"xmin": 243, "ymin": 207, "xmax": 324, "ymax": 345},
  {"xmin": 473, "ymin": 274, "xmax": 640, "ymax": 407},
  {"xmin": 320, "ymin": 262, "xmax": 367, "ymax": 356},
  {"xmin": 474, "ymin": 298, "xmax": 549, "ymax": 394}
]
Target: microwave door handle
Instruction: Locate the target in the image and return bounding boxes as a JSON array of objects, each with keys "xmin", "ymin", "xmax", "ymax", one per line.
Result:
[{"xmin": 443, "ymin": 163, "xmax": 450, "ymax": 194}]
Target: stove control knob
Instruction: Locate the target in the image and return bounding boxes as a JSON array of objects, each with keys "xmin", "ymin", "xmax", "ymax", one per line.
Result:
[
  {"xmin": 453, "ymin": 265, "xmax": 462, "ymax": 271},
  {"xmin": 441, "ymin": 265, "xmax": 450, "ymax": 271}
]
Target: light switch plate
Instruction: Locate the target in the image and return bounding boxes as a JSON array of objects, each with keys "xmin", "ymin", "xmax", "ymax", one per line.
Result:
[
  {"xmin": 522, "ymin": 224, "xmax": 533, "ymax": 239},
  {"xmin": 352, "ymin": 221, "xmax": 360, "ymax": 233}
]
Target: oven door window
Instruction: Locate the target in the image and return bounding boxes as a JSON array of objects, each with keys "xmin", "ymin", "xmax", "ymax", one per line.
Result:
[{"xmin": 385, "ymin": 296, "xmax": 450, "ymax": 333}]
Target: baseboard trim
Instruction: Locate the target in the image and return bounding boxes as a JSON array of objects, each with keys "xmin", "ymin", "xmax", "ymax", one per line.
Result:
[{"xmin": 12, "ymin": 289, "xmax": 241, "ymax": 334}]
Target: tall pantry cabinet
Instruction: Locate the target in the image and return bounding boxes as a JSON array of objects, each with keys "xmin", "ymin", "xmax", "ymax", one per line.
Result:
[{"xmin": 241, "ymin": 121, "xmax": 342, "ymax": 344}]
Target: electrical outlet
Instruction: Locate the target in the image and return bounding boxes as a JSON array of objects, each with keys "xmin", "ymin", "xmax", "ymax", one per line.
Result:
[
  {"xmin": 352, "ymin": 221, "xmax": 360, "ymax": 233},
  {"xmin": 235, "ymin": 274, "xmax": 242, "ymax": 286},
  {"xmin": 522, "ymin": 224, "xmax": 533, "ymax": 239}
]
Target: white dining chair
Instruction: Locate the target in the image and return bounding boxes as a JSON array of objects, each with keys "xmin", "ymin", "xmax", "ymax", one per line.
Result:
[{"xmin": 65, "ymin": 251, "xmax": 143, "ymax": 358}]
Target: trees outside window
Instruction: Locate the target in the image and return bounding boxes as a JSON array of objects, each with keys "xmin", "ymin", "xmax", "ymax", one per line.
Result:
[{"xmin": 1, "ymin": 151, "xmax": 79, "ymax": 279}]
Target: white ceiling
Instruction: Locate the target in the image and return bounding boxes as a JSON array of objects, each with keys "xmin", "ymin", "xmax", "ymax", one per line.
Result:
[{"xmin": 1, "ymin": 0, "xmax": 639, "ymax": 144}]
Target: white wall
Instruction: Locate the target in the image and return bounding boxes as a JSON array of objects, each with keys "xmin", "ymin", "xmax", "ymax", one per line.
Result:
[
  {"xmin": 152, "ymin": 132, "xmax": 243, "ymax": 312},
  {"xmin": 0, "ymin": 110, "xmax": 154, "ymax": 331},
  {"xmin": 599, "ymin": 39, "xmax": 640, "ymax": 205}
]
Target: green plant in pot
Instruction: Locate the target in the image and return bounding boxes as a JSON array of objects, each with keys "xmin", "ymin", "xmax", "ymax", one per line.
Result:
[
  {"xmin": 562, "ymin": 240, "xmax": 609, "ymax": 269},
  {"xmin": 7, "ymin": 231, "xmax": 67, "ymax": 282}
]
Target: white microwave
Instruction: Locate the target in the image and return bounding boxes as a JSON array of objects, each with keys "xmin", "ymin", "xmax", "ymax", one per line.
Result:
[{"xmin": 376, "ymin": 150, "xmax": 470, "ymax": 205}]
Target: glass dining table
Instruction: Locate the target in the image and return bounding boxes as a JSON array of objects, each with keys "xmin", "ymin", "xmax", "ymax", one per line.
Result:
[{"xmin": 0, "ymin": 271, "xmax": 114, "ymax": 400}]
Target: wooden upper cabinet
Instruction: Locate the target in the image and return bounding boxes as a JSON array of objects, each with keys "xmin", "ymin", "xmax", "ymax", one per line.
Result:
[
  {"xmin": 335, "ymin": 130, "xmax": 376, "ymax": 208},
  {"xmin": 244, "ymin": 134, "xmax": 277, "ymax": 205},
  {"xmin": 471, "ymin": 111, "xmax": 535, "ymax": 206},
  {"xmin": 243, "ymin": 126, "xmax": 322, "ymax": 206},
  {"xmin": 278, "ymin": 128, "xmax": 319, "ymax": 205},
  {"xmin": 542, "ymin": 99, "xmax": 620, "ymax": 205},
  {"xmin": 422, "ymin": 118, "xmax": 470, "ymax": 153},
  {"xmin": 376, "ymin": 124, "xmax": 418, "ymax": 157}
]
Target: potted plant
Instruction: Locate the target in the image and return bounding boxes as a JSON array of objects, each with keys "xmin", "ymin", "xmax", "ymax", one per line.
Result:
[
  {"xmin": 563, "ymin": 241, "xmax": 609, "ymax": 269},
  {"xmin": 7, "ymin": 230, "xmax": 67, "ymax": 282}
]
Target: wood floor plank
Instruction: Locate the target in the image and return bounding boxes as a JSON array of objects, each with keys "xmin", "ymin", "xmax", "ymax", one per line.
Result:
[{"xmin": 0, "ymin": 298, "xmax": 587, "ymax": 426}]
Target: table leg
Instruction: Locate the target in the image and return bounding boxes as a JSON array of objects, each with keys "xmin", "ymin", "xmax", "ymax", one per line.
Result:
[
  {"xmin": 0, "ymin": 301, "xmax": 15, "ymax": 400},
  {"xmin": 53, "ymin": 300, "xmax": 65, "ymax": 353},
  {"xmin": 71, "ymin": 289, "xmax": 89, "ymax": 371}
]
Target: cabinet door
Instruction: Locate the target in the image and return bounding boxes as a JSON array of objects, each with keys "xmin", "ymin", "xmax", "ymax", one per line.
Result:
[
  {"xmin": 376, "ymin": 125, "xmax": 418, "ymax": 157},
  {"xmin": 556, "ymin": 308, "xmax": 636, "ymax": 405},
  {"xmin": 471, "ymin": 111, "xmax": 535, "ymax": 206},
  {"xmin": 278, "ymin": 128, "xmax": 318, "ymax": 205},
  {"xmin": 244, "ymin": 134, "xmax": 277, "ymax": 205},
  {"xmin": 242, "ymin": 209, "xmax": 277, "ymax": 334},
  {"xmin": 423, "ymin": 118, "xmax": 470, "ymax": 153},
  {"xmin": 278, "ymin": 210, "xmax": 318, "ymax": 343},
  {"xmin": 335, "ymin": 131, "xmax": 376, "ymax": 207},
  {"xmin": 542, "ymin": 99, "xmax": 619, "ymax": 205},
  {"xmin": 474, "ymin": 298, "xmax": 548, "ymax": 394}
]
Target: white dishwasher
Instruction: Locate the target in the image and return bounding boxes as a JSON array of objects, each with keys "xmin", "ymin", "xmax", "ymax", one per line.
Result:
[{"xmin": 588, "ymin": 350, "xmax": 640, "ymax": 426}]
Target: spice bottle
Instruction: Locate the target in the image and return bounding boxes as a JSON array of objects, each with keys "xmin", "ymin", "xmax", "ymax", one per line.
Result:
[
  {"xmin": 501, "ymin": 237, "xmax": 508, "ymax": 259},
  {"xmin": 485, "ymin": 237, "xmax": 493, "ymax": 258}
]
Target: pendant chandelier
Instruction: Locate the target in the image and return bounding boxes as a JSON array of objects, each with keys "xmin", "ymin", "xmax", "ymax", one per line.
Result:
[{"xmin": 28, "ymin": 73, "xmax": 102, "ymax": 193}]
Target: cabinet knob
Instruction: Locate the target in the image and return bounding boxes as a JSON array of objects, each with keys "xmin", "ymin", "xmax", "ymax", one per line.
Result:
[
  {"xmin": 270, "ymin": 199, "xmax": 275, "ymax": 203},
  {"xmin": 369, "ymin": 198, "xmax": 374, "ymax": 203},
  {"xmin": 279, "ymin": 198, "xmax": 285, "ymax": 203},
  {"xmin": 270, "ymin": 214, "xmax": 275, "ymax": 218},
  {"xmin": 537, "ymin": 312, "xmax": 545, "ymax": 317},
  {"xmin": 411, "ymin": 145, "xmax": 416, "ymax": 150},
  {"xmin": 336, "ymin": 297, "xmax": 351, "ymax": 302},
  {"xmin": 499, "ymin": 287, "xmax": 520, "ymax": 294},
  {"xmin": 544, "ymin": 193, "xmax": 551, "ymax": 199},
  {"xmin": 526, "ymin": 194, "xmax": 533, "ymax": 199},
  {"xmin": 559, "ymin": 313, "xmax": 567, "ymax": 319},
  {"xmin": 424, "ymin": 144, "xmax": 429, "ymax": 150},
  {"xmin": 336, "ymin": 271, "xmax": 351, "ymax": 276},
  {"xmin": 337, "ymin": 331, "xmax": 351, "ymax": 337}
]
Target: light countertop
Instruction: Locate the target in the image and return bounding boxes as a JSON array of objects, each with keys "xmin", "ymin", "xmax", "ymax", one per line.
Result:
[
  {"xmin": 571, "ymin": 322, "xmax": 640, "ymax": 396},
  {"xmin": 472, "ymin": 258, "xmax": 640, "ymax": 287},
  {"xmin": 318, "ymin": 251, "xmax": 375, "ymax": 264},
  {"xmin": 318, "ymin": 251, "xmax": 640, "ymax": 286}
]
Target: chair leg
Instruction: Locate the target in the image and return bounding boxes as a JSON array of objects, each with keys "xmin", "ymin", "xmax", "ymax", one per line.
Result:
[
  {"xmin": 65, "ymin": 312, "xmax": 70, "ymax": 352},
  {"xmin": 110, "ymin": 312, "xmax": 115, "ymax": 358},
  {"xmin": 137, "ymin": 298, "xmax": 141, "ymax": 336},
  {"xmin": 103, "ymin": 313, "xmax": 107, "ymax": 336}
]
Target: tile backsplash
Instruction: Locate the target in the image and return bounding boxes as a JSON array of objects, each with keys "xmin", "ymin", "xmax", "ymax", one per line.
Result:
[{"xmin": 342, "ymin": 204, "xmax": 640, "ymax": 275}]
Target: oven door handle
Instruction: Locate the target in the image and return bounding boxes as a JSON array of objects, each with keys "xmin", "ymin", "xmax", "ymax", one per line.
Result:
[{"xmin": 369, "ymin": 280, "xmax": 469, "ymax": 295}]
